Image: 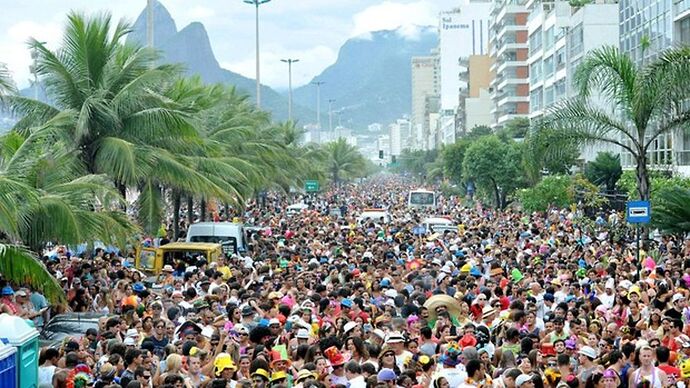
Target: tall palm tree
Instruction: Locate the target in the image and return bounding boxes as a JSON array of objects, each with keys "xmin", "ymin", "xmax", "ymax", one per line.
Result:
[
  {"xmin": 545, "ymin": 46, "xmax": 690, "ymax": 201},
  {"xmin": 9, "ymin": 12, "xmax": 235, "ymax": 234},
  {"xmin": 323, "ymin": 138, "xmax": 366, "ymax": 185}
]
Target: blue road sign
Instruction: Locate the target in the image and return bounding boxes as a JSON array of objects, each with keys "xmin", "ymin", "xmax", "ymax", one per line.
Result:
[{"xmin": 626, "ymin": 200, "xmax": 651, "ymax": 224}]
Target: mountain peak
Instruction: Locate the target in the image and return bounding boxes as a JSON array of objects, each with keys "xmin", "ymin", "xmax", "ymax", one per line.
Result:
[{"xmin": 127, "ymin": 0, "xmax": 178, "ymax": 47}]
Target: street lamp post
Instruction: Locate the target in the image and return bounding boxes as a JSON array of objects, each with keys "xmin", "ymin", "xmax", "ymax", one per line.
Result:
[
  {"xmin": 243, "ymin": 0, "xmax": 272, "ymax": 108},
  {"xmin": 312, "ymin": 81, "xmax": 325, "ymax": 129},
  {"xmin": 328, "ymin": 99, "xmax": 336, "ymax": 132},
  {"xmin": 281, "ymin": 58, "xmax": 299, "ymax": 122}
]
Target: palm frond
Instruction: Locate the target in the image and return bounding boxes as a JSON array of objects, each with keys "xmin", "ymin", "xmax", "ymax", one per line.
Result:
[{"xmin": 0, "ymin": 244, "xmax": 65, "ymax": 304}]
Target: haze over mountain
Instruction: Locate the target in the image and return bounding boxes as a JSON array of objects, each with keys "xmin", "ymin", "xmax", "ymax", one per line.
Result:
[
  {"xmin": 127, "ymin": 1, "xmax": 315, "ymax": 124},
  {"xmin": 292, "ymin": 27, "xmax": 438, "ymax": 129}
]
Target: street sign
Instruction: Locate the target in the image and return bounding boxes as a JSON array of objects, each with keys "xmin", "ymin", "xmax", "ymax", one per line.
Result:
[
  {"xmin": 305, "ymin": 180, "xmax": 319, "ymax": 193},
  {"xmin": 626, "ymin": 200, "xmax": 651, "ymax": 224}
]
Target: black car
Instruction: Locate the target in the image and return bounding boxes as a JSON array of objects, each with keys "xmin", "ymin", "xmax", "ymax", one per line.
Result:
[{"xmin": 39, "ymin": 312, "xmax": 113, "ymax": 348}]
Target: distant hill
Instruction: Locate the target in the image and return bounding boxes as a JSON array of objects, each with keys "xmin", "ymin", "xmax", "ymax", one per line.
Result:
[
  {"xmin": 291, "ymin": 28, "xmax": 438, "ymax": 129},
  {"xmin": 127, "ymin": 1, "xmax": 315, "ymax": 124}
]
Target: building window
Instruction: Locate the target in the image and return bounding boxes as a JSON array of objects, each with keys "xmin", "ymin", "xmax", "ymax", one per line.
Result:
[
  {"xmin": 554, "ymin": 79, "xmax": 566, "ymax": 100},
  {"xmin": 569, "ymin": 24, "xmax": 583, "ymax": 57},
  {"xmin": 544, "ymin": 55, "xmax": 554, "ymax": 78},
  {"xmin": 530, "ymin": 27, "xmax": 543, "ymax": 55},
  {"xmin": 555, "ymin": 47, "xmax": 566, "ymax": 70},
  {"xmin": 680, "ymin": 17, "xmax": 690, "ymax": 44},
  {"xmin": 544, "ymin": 85, "xmax": 555, "ymax": 107},
  {"xmin": 530, "ymin": 60, "xmax": 542, "ymax": 84},
  {"xmin": 544, "ymin": 26, "xmax": 554, "ymax": 50},
  {"xmin": 530, "ymin": 86, "xmax": 543, "ymax": 112}
]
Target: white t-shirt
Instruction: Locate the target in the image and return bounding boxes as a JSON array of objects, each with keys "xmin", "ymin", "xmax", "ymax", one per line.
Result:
[{"xmin": 39, "ymin": 365, "xmax": 56, "ymax": 386}]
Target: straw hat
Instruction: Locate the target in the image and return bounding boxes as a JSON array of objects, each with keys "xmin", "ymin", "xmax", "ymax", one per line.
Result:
[{"xmin": 423, "ymin": 294, "xmax": 462, "ymax": 323}]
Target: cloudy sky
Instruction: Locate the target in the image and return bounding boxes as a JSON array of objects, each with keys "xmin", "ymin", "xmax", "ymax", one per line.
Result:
[{"xmin": 0, "ymin": 0, "xmax": 459, "ymax": 90}]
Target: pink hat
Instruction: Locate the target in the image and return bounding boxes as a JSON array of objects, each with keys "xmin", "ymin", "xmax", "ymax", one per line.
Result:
[{"xmin": 644, "ymin": 258, "xmax": 656, "ymax": 270}]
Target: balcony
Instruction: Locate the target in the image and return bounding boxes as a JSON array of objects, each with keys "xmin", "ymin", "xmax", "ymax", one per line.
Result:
[
  {"xmin": 496, "ymin": 23, "xmax": 527, "ymax": 41},
  {"xmin": 497, "ymin": 59, "xmax": 528, "ymax": 75}
]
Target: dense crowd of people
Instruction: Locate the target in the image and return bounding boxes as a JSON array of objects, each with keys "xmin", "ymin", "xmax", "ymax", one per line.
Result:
[{"xmin": 6, "ymin": 177, "xmax": 690, "ymax": 388}]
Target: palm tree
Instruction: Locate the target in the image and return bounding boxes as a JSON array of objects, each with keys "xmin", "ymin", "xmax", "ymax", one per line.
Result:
[
  {"xmin": 10, "ymin": 12, "xmax": 235, "ymax": 234},
  {"xmin": 323, "ymin": 138, "xmax": 366, "ymax": 185},
  {"xmin": 585, "ymin": 152, "xmax": 623, "ymax": 193},
  {"xmin": 653, "ymin": 186, "xmax": 690, "ymax": 236},
  {"xmin": 545, "ymin": 46, "xmax": 690, "ymax": 201}
]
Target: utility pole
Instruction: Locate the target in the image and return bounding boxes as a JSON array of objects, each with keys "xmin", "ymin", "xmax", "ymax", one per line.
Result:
[
  {"xmin": 328, "ymin": 99, "xmax": 336, "ymax": 132},
  {"xmin": 281, "ymin": 58, "xmax": 299, "ymax": 122},
  {"xmin": 312, "ymin": 81, "xmax": 325, "ymax": 129},
  {"xmin": 244, "ymin": 0, "xmax": 272, "ymax": 108}
]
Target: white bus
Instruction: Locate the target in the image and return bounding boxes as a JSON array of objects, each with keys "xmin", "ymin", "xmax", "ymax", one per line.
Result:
[{"xmin": 408, "ymin": 189, "xmax": 436, "ymax": 208}]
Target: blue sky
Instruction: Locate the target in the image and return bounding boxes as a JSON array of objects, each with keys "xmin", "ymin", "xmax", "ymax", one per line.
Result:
[{"xmin": 0, "ymin": 0, "xmax": 458, "ymax": 89}]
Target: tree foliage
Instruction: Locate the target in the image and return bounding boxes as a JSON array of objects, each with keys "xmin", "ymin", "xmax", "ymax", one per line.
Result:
[
  {"xmin": 652, "ymin": 186, "xmax": 690, "ymax": 235},
  {"xmin": 544, "ymin": 46, "xmax": 690, "ymax": 201},
  {"xmin": 517, "ymin": 176, "xmax": 572, "ymax": 213},
  {"xmin": 584, "ymin": 152, "xmax": 623, "ymax": 192},
  {"xmin": 462, "ymin": 136, "xmax": 524, "ymax": 208}
]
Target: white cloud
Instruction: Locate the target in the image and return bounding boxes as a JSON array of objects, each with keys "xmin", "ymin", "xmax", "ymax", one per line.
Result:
[
  {"xmin": 222, "ymin": 45, "xmax": 338, "ymax": 89},
  {"xmin": 350, "ymin": 1, "xmax": 438, "ymax": 37},
  {"xmin": 2, "ymin": 21, "xmax": 62, "ymax": 88}
]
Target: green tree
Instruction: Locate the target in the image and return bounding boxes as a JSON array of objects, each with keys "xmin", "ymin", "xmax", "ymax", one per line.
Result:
[
  {"xmin": 442, "ymin": 139, "xmax": 472, "ymax": 184},
  {"xmin": 323, "ymin": 138, "xmax": 366, "ymax": 184},
  {"xmin": 463, "ymin": 136, "xmax": 524, "ymax": 208},
  {"xmin": 653, "ymin": 186, "xmax": 690, "ymax": 235},
  {"xmin": 10, "ymin": 13, "xmax": 235, "ymax": 234},
  {"xmin": 466, "ymin": 125, "xmax": 493, "ymax": 140},
  {"xmin": 545, "ymin": 46, "xmax": 690, "ymax": 201},
  {"xmin": 522, "ymin": 125, "xmax": 579, "ymax": 185},
  {"xmin": 497, "ymin": 117, "xmax": 530, "ymax": 140},
  {"xmin": 517, "ymin": 176, "xmax": 572, "ymax": 212},
  {"xmin": 584, "ymin": 152, "xmax": 623, "ymax": 192}
]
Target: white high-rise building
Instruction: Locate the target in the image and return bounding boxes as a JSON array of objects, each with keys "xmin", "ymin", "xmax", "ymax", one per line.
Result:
[
  {"xmin": 527, "ymin": 1, "xmax": 618, "ymax": 120},
  {"xmin": 411, "ymin": 56, "xmax": 439, "ymax": 150},
  {"xmin": 439, "ymin": 1, "xmax": 492, "ymax": 112}
]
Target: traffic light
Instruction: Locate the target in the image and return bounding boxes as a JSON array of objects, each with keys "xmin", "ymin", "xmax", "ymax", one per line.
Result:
[{"xmin": 378, "ymin": 150, "xmax": 384, "ymax": 159}]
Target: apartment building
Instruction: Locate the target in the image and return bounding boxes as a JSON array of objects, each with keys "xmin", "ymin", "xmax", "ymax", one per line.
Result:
[
  {"xmin": 489, "ymin": 0, "xmax": 530, "ymax": 128},
  {"xmin": 527, "ymin": 1, "xmax": 618, "ymax": 120},
  {"xmin": 410, "ymin": 55, "xmax": 439, "ymax": 151},
  {"xmin": 619, "ymin": 0, "xmax": 690, "ymax": 175}
]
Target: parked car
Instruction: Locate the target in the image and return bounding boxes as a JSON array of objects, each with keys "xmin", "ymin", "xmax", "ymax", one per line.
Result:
[{"xmin": 40, "ymin": 312, "xmax": 113, "ymax": 348}]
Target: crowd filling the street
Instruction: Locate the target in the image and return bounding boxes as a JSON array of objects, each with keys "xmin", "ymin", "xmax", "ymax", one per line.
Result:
[{"xmin": 4, "ymin": 176, "xmax": 687, "ymax": 388}]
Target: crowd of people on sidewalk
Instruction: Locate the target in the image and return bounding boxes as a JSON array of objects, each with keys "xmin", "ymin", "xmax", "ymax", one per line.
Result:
[{"xmin": 5, "ymin": 176, "xmax": 690, "ymax": 388}]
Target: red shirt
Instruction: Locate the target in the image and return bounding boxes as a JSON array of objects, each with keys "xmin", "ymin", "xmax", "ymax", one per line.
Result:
[{"xmin": 658, "ymin": 364, "xmax": 681, "ymax": 381}]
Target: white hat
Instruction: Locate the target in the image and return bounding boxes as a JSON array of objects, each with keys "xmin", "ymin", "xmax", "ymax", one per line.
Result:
[
  {"xmin": 672, "ymin": 293, "xmax": 686, "ymax": 303},
  {"xmin": 440, "ymin": 265, "xmax": 452, "ymax": 275},
  {"xmin": 234, "ymin": 324, "xmax": 248, "ymax": 334},
  {"xmin": 385, "ymin": 332, "xmax": 405, "ymax": 344},
  {"xmin": 516, "ymin": 374, "xmax": 532, "ymax": 386},
  {"xmin": 123, "ymin": 337, "xmax": 136, "ymax": 346},
  {"xmin": 384, "ymin": 289, "xmax": 398, "ymax": 299},
  {"xmin": 343, "ymin": 321, "xmax": 359, "ymax": 334},
  {"xmin": 268, "ymin": 318, "xmax": 281, "ymax": 326},
  {"xmin": 619, "ymin": 280, "xmax": 633, "ymax": 290},
  {"xmin": 372, "ymin": 329, "xmax": 386, "ymax": 340},
  {"xmin": 162, "ymin": 264, "xmax": 174, "ymax": 272},
  {"xmin": 578, "ymin": 346, "xmax": 598, "ymax": 359},
  {"xmin": 185, "ymin": 266, "xmax": 198, "ymax": 274},
  {"xmin": 126, "ymin": 329, "xmax": 139, "ymax": 338},
  {"xmin": 605, "ymin": 278, "xmax": 615, "ymax": 290},
  {"xmin": 296, "ymin": 328, "xmax": 310, "ymax": 339}
]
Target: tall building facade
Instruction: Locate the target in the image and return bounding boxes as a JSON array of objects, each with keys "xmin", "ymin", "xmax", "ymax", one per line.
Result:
[
  {"xmin": 527, "ymin": 1, "xmax": 618, "ymax": 120},
  {"xmin": 619, "ymin": 0, "xmax": 690, "ymax": 176},
  {"xmin": 489, "ymin": 0, "xmax": 530, "ymax": 128},
  {"xmin": 411, "ymin": 56, "xmax": 439, "ymax": 150},
  {"xmin": 462, "ymin": 55, "xmax": 494, "ymax": 132},
  {"xmin": 439, "ymin": 1, "xmax": 492, "ymax": 112}
]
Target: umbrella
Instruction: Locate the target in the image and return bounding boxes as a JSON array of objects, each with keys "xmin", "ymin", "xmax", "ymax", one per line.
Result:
[{"xmin": 423, "ymin": 294, "xmax": 462, "ymax": 322}]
